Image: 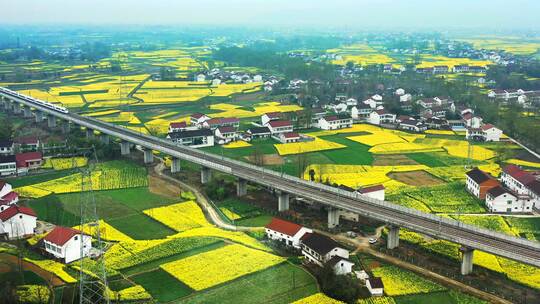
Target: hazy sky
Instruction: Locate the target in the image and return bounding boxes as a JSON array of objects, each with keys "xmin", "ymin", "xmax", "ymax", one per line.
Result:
[{"xmin": 0, "ymin": 0, "xmax": 539, "ymax": 30}]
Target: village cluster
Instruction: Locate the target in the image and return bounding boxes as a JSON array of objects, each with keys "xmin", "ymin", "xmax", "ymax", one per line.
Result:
[
  {"xmin": 466, "ymin": 165, "xmax": 540, "ymax": 213},
  {"xmin": 164, "ymin": 86, "xmax": 507, "ymax": 151},
  {"xmin": 0, "ymin": 137, "xmax": 44, "ymax": 177}
]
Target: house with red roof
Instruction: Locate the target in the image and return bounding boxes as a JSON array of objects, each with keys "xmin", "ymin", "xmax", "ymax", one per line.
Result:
[
  {"xmin": 368, "ymin": 109, "xmax": 396, "ymax": 125},
  {"xmin": 261, "ymin": 112, "xmax": 282, "ymax": 126},
  {"xmin": 168, "ymin": 121, "xmax": 187, "ymax": 133},
  {"xmin": 465, "ymin": 168, "xmax": 500, "ymax": 199},
  {"xmin": 0, "ymin": 205, "xmax": 37, "ymax": 239},
  {"xmin": 0, "ymin": 191, "xmax": 19, "ymax": 212},
  {"xmin": 15, "ymin": 152, "xmax": 43, "ymax": 173},
  {"xmin": 265, "ymin": 217, "xmax": 312, "ymax": 248},
  {"xmin": 277, "ymin": 132, "xmax": 300, "ymax": 144},
  {"xmin": 317, "ymin": 114, "xmax": 352, "ymax": 130},
  {"xmin": 357, "ymin": 185, "xmax": 385, "ymax": 201},
  {"xmin": 0, "ymin": 181, "xmax": 13, "ymax": 199},
  {"xmin": 214, "ymin": 126, "xmax": 238, "ymax": 143},
  {"xmin": 190, "ymin": 113, "xmax": 211, "ymax": 126},
  {"xmin": 0, "ymin": 155, "xmax": 17, "ymax": 176},
  {"xmin": 202, "ymin": 117, "xmax": 240, "ymax": 130},
  {"xmin": 466, "ymin": 124, "xmax": 502, "ymax": 142},
  {"xmin": 501, "ymin": 165, "xmax": 540, "ymax": 208},
  {"xmin": 266, "ymin": 120, "xmax": 294, "ymax": 135},
  {"xmin": 43, "ymin": 226, "xmax": 92, "ymax": 263}
]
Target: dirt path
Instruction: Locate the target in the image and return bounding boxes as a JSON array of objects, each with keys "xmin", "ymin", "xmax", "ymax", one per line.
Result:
[
  {"xmin": 151, "ymin": 160, "xmax": 256, "ymax": 232},
  {"xmin": 148, "ymin": 160, "xmax": 511, "ymax": 304},
  {"xmin": 0, "ymin": 253, "xmax": 65, "ymax": 287}
]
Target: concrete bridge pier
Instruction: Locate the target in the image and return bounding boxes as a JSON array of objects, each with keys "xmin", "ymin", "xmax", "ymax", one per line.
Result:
[
  {"xmin": 34, "ymin": 111, "xmax": 44, "ymax": 123},
  {"xmin": 327, "ymin": 207, "xmax": 340, "ymax": 228},
  {"xmin": 387, "ymin": 225, "xmax": 400, "ymax": 249},
  {"xmin": 47, "ymin": 116, "xmax": 57, "ymax": 128},
  {"xmin": 201, "ymin": 167, "xmax": 211, "ymax": 184},
  {"xmin": 278, "ymin": 191, "xmax": 290, "ymax": 211},
  {"xmin": 23, "ymin": 106, "xmax": 33, "ymax": 118},
  {"xmin": 86, "ymin": 128, "xmax": 94, "ymax": 139},
  {"xmin": 237, "ymin": 178, "xmax": 247, "ymax": 196},
  {"xmin": 171, "ymin": 158, "xmax": 181, "ymax": 173},
  {"xmin": 61, "ymin": 122, "xmax": 71, "ymax": 134},
  {"xmin": 13, "ymin": 103, "xmax": 22, "ymax": 115},
  {"xmin": 460, "ymin": 246, "xmax": 474, "ymax": 275},
  {"xmin": 120, "ymin": 141, "xmax": 131, "ymax": 155},
  {"xmin": 143, "ymin": 149, "xmax": 154, "ymax": 164}
]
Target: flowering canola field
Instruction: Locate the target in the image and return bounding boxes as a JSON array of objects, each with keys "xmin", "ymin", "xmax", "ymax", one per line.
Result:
[
  {"xmin": 371, "ymin": 264, "xmax": 446, "ymax": 296},
  {"xmin": 292, "ymin": 292, "xmax": 344, "ymax": 304},
  {"xmin": 143, "ymin": 201, "xmax": 210, "ymax": 232},
  {"xmin": 160, "ymin": 244, "xmax": 284, "ymax": 290},
  {"xmin": 275, "ymin": 138, "xmax": 346, "ymax": 156}
]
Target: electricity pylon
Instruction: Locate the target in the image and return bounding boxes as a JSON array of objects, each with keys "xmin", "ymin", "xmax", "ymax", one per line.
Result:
[{"xmin": 76, "ymin": 147, "xmax": 110, "ymax": 304}]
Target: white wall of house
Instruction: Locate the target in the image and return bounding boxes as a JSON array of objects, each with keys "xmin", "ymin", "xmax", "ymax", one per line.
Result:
[
  {"xmin": 0, "ymin": 162, "xmax": 17, "ymax": 176},
  {"xmin": 44, "ymin": 234, "xmax": 92, "ymax": 263},
  {"xmin": 0, "ymin": 214, "xmax": 36, "ymax": 239},
  {"xmin": 333, "ymin": 259, "xmax": 354, "ymax": 275},
  {"xmin": 465, "ymin": 176, "xmax": 481, "ymax": 198},
  {"xmin": 368, "ymin": 112, "xmax": 381, "ymax": 125},
  {"xmin": 265, "ymin": 226, "xmax": 312, "ymax": 248},
  {"xmin": 0, "ymin": 184, "xmax": 12, "ymax": 198},
  {"xmin": 484, "ymin": 127, "xmax": 503, "ymax": 142},
  {"xmin": 267, "ymin": 125, "xmax": 293, "ymax": 135},
  {"xmin": 486, "ymin": 192, "xmax": 534, "ymax": 213}
]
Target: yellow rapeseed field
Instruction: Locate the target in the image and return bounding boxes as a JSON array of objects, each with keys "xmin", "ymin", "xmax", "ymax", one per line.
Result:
[
  {"xmin": 160, "ymin": 244, "xmax": 284, "ymax": 290},
  {"xmin": 107, "ymin": 285, "xmax": 151, "ymax": 301},
  {"xmin": 223, "ymin": 141, "xmax": 252, "ymax": 149},
  {"xmin": 16, "ymin": 285, "xmax": 50, "ymax": 303},
  {"xmin": 292, "ymin": 293, "xmax": 344, "ymax": 304},
  {"xmin": 42, "ymin": 157, "xmax": 88, "ymax": 171},
  {"xmin": 143, "ymin": 201, "xmax": 210, "ymax": 232},
  {"xmin": 73, "ymin": 220, "xmax": 133, "ymax": 242},
  {"xmin": 275, "ymin": 138, "xmax": 346, "ymax": 156},
  {"xmin": 169, "ymin": 227, "xmax": 268, "ymax": 251},
  {"xmin": 23, "ymin": 258, "xmax": 77, "ymax": 283}
]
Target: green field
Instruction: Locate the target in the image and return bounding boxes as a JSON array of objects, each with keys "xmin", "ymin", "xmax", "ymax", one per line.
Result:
[
  {"xmin": 107, "ymin": 213, "xmax": 176, "ymax": 239},
  {"xmin": 131, "ymin": 268, "xmax": 193, "ymax": 302},
  {"xmin": 179, "ymin": 263, "xmax": 318, "ymax": 304}
]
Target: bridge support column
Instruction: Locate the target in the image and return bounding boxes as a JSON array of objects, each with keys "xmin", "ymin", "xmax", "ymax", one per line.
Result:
[
  {"xmin": 460, "ymin": 246, "xmax": 474, "ymax": 275},
  {"xmin": 34, "ymin": 111, "xmax": 43, "ymax": 123},
  {"xmin": 86, "ymin": 128, "xmax": 94, "ymax": 139},
  {"xmin": 387, "ymin": 225, "xmax": 400, "ymax": 249},
  {"xmin": 61, "ymin": 122, "xmax": 71, "ymax": 134},
  {"xmin": 120, "ymin": 141, "xmax": 131, "ymax": 155},
  {"xmin": 13, "ymin": 104, "xmax": 22, "ymax": 115},
  {"xmin": 327, "ymin": 207, "xmax": 340, "ymax": 228},
  {"xmin": 143, "ymin": 149, "xmax": 153, "ymax": 164},
  {"xmin": 201, "ymin": 167, "xmax": 211, "ymax": 184},
  {"xmin": 23, "ymin": 106, "xmax": 32, "ymax": 118},
  {"xmin": 171, "ymin": 158, "xmax": 181, "ymax": 173},
  {"xmin": 237, "ymin": 178, "xmax": 247, "ymax": 197},
  {"xmin": 278, "ymin": 191, "xmax": 289, "ymax": 212},
  {"xmin": 47, "ymin": 116, "xmax": 57, "ymax": 128}
]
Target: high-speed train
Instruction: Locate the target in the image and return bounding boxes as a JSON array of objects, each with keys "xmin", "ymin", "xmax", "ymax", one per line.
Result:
[{"xmin": 0, "ymin": 87, "xmax": 69, "ymax": 114}]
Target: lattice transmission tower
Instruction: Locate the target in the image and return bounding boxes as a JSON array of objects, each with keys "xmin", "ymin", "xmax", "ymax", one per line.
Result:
[{"xmin": 76, "ymin": 148, "xmax": 110, "ymax": 304}]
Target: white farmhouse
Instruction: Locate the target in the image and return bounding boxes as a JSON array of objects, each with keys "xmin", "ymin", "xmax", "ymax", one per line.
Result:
[
  {"xmin": 168, "ymin": 122, "xmax": 187, "ymax": 133},
  {"xmin": 351, "ymin": 104, "xmax": 372, "ymax": 120},
  {"xmin": 264, "ymin": 217, "xmax": 312, "ymax": 248},
  {"xmin": 214, "ymin": 126, "xmax": 238, "ymax": 144},
  {"xmin": 362, "ymin": 98, "xmax": 378, "ymax": 109},
  {"xmin": 0, "ymin": 205, "xmax": 37, "ymax": 239},
  {"xmin": 190, "ymin": 113, "xmax": 211, "ymax": 126},
  {"xmin": 400, "ymin": 93, "xmax": 412, "ymax": 102},
  {"xmin": 43, "ymin": 226, "xmax": 92, "ymax": 264},
  {"xmin": 267, "ymin": 120, "xmax": 294, "ymax": 135},
  {"xmin": 356, "ymin": 185, "xmax": 385, "ymax": 201},
  {"xmin": 195, "ymin": 74, "xmax": 206, "ymax": 82},
  {"xmin": 395, "ymin": 88, "xmax": 405, "ymax": 96},
  {"xmin": 0, "ymin": 155, "xmax": 17, "ymax": 176},
  {"xmin": 501, "ymin": 165, "xmax": 540, "ymax": 207},
  {"xmin": 368, "ymin": 110, "xmax": 396, "ymax": 125},
  {"xmin": 261, "ymin": 112, "xmax": 282, "ymax": 126},
  {"xmin": 253, "ymin": 75, "xmax": 263, "ymax": 82},
  {"xmin": 301, "ymin": 232, "xmax": 353, "ymax": 274},
  {"xmin": 318, "ymin": 114, "xmax": 353, "ymax": 130},
  {"xmin": 485, "ymin": 186, "xmax": 534, "ymax": 213},
  {"xmin": 466, "ymin": 124, "xmax": 503, "ymax": 142}
]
